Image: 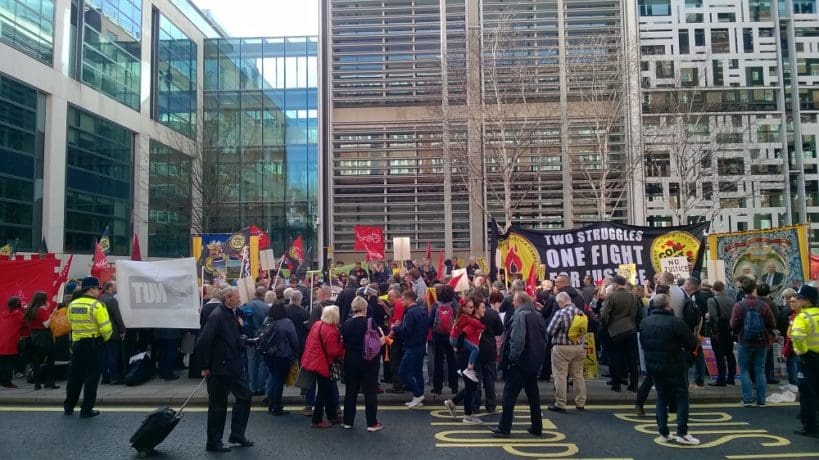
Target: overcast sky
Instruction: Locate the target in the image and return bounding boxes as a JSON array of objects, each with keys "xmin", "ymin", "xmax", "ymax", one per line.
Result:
[{"xmin": 193, "ymin": 0, "xmax": 319, "ymax": 37}]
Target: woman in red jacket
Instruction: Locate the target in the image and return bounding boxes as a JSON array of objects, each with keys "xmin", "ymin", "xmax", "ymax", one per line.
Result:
[
  {"xmin": 24, "ymin": 291, "xmax": 58, "ymax": 390},
  {"xmin": 0, "ymin": 296, "xmax": 27, "ymax": 388},
  {"xmin": 301, "ymin": 305, "xmax": 345, "ymax": 428}
]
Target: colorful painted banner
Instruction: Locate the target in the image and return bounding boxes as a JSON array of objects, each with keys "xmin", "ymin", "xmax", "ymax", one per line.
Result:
[
  {"xmin": 191, "ymin": 231, "xmax": 259, "ymax": 282},
  {"xmin": 490, "ymin": 222, "xmax": 708, "ymax": 287},
  {"xmin": 707, "ymin": 224, "xmax": 809, "ymax": 296}
]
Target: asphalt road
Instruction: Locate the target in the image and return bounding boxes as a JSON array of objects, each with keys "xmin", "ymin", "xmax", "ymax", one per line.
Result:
[{"xmin": 0, "ymin": 403, "xmax": 815, "ymax": 459}]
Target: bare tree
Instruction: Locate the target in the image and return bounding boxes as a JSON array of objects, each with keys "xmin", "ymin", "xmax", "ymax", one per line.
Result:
[
  {"xmin": 563, "ymin": 34, "xmax": 632, "ymax": 221},
  {"xmin": 433, "ymin": 9, "xmax": 561, "ymax": 232}
]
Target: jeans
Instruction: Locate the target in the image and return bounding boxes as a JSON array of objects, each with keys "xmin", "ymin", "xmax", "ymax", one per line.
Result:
[
  {"xmin": 450, "ymin": 338, "xmax": 479, "ymax": 367},
  {"xmin": 497, "ymin": 365, "xmax": 541, "ymax": 435},
  {"xmin": 101, "ymin": 339, "xmax": 122, "ymax": 382},
  {"xmin": 654, "ymin": 371, "xmax": 690, "ymax": 437},
  {"xmin": 693, "ymin": 346, "xmax": 707, "ymax": 386},
  {"xmin": 389, "ymin": 339, "xmax": 404, "ymax": 389},
  {"xmin": 206, "ymin": 373, "xmax": 251, "ymax": 446},
  {"xmin": 433, "ymin": 334, "xmax": 458, "ymax": 392},
  {"xmin": 0, "ymin": 355, "xmax": 14, "ymax": 385},
  {"xmin": 313, "ymin": 375, "xmax": 339, "ymax": 424},
  {"xmin": 262, "ymin": 355, "xmax": 291, "ymax": 412},
  {"xmin": 712, "ymin": 337, "xmax": 736, "ymax": 384},
  {"xmin": 31, "ymin": 330, "xmax": 56, "ymax": 386},
  {"xmin": 246, "ymin": 347, "xmax": 269, "ymax": 393},
  {"xmin": 343, "ymin": 358, "xmax": 380, "ymax": 427},
  {"xmin": 739, "ymin": 346, "xmax": 768, "ymax": 405},
  {"xmin": 787, "ymin": 354, "xmax": 801, "ymax": 386},
  {"xmin": 478, "ymin": 359, "xmax": 498, "ymax": 411},
  {"xmin": 452, "ymin": 350, "xmax": 479, "ymax": 415},
  {"xmin": 304, "ymin": 375, "xmax": 339, "ymax": 407},
  {"xmin": 399, "ymin": 346, "xmax": 426, "ymax": 397},
  {"xmin": 64, "ymin": 339, "xmax": 104, "ymax": 415},
  {"xmin": 157, "ymin": 339, "xmax": 179, "ymax": 379}
]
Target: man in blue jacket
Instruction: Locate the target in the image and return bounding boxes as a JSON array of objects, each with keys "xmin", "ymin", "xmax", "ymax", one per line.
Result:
[{"xmin": 392, "ymin": 290, "xmax": 428, "ymax": 409}]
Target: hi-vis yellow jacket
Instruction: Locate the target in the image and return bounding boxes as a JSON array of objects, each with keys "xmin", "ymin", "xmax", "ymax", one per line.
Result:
[
  {"xmin": 67, "ymin": 295, "xmax": 113, "ymax": 341},
  {"xmin": 790, "ymin": 306, "xmax": 819, "ymax": 355}
]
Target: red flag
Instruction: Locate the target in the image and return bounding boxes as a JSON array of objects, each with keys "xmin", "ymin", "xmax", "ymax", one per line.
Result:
[
  {"xmin": 425, "ymin": 241, "xmax": 431, "ymax": 261},
  {"xmin": 49, "ymin": 254, "xmax": 73, "ymax": 302},
  {"xmin": 90, "ymin": 241, "xmax": 114, "ymax": 284},
  {"xmin": 525, "ymin": 263, "xmax": 538, "ymax": 297},
  {"xmin": 436, "ymin": 251, "xmax": 445, "ymax": 278},
  {"xmin": 353, "ymin": 225, "xmax": 385, "ymax": 260},
  {"xmin": 449, "ymin": 271, "xmax": 465, "ymax": 289},
  {"xmin": 811, "ymin": 255, "xmax": 819, "ymax": 280},
  {"xmin": 249, "ymin": 224, "xmax": 270, "ymax": 249},
  {"xmin": 131, "ymin": 234, "xmax": 142, "ymax": 261},
  {"xmin": 288, "ymin": 235, "xmax": 304, "ymax": 263},
  {"xmin": 0, "ymin": 257, "xmax": 60, "ymax": 309}
]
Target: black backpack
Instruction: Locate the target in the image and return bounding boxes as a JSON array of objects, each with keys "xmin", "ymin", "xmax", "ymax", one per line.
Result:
[
  {"xmin": 255, "ymin": 318, "xmax": 279, "ymax": 356},
  {"xmin": 682, "ymin": 296, "xmax": 701, "ymax": 332}
]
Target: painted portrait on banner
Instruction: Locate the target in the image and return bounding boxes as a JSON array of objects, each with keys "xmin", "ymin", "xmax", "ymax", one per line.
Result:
[{"xmin": 707, "ymin": 224, "xmax": 810, "ymax": 296}]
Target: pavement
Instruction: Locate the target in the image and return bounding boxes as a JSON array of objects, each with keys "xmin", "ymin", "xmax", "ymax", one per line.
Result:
[{"xmin": 0, "ymin": 368, "xmax": 783, "ymax": 407}]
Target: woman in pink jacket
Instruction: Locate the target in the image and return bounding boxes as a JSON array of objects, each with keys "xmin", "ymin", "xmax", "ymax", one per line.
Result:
[{"xmin": 301, "ymin": 305, "xmax": 345, "ymax": 428}]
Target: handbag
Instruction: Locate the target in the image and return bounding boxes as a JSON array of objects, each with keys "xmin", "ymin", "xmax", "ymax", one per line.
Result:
[
  {"xmin": 285, "ymin": 361, "xmax": 299, "ymax": 386},
  {"xmin": 319, "ymin": 324, "xmax": 344, "ymax": 382},
  {"xmin": 49, "ymin": 308, "xmax": 71, "ymax": 338},
  {"xmin": 294, "ymin": 367, "xmax": 315, "ymax": 390},
  {"xmin": 607, "ymin": 315, "xmax": 636, "ymax": 342}
]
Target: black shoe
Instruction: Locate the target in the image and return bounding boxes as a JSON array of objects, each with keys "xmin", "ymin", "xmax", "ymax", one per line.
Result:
[
  {"xmin": 100, "ymin": 379, "xmax": 110, "ymax": 385},
  {"xmin": 109, "ymin": 380, "xmax": 123, "ymax": 385},
  {"xmin": 386, "ymin": 387, "xmax": 405, "ymax": 394},
  {"xmin": 228, "ymin": 436, "xmax": 254, "ymax": 447},
  {"xmin": 45, "ymin": 384, "xmax": 60, "ymax": 389},
  {"xmin": 627, "ymin": 385, "xmax": 638, "ymax": 393},
  {"xmin": 64, "ymin": 409, "xmax": 74, "ymax": 416},
  {"xmin": 79, "ymin": 410, "xmax": 100, "ymax": 418},
  {"xmin": 793, "ymin": 429, "xmax": 819, "ymax": 439},
  {"xmin": 252, "ymin": 391, "xmax": 265, "ymax": 396},
  {"xmin": 726, "ymin": 378, "xmax": 735, "ymax": 385},
  {"xmin": 431, "ymin": 389, "xmax": 442, "ymax": 395},
  {"xmin": 485, "ymin": 407, "xmax": 496, "ymax": 414},
  {"xmin": 262, "ymin": 397, "xmax": 270, "ymax": 404},
  {"xmin": 488, "ymin": 426, "xmax": 510, "ymax": 438},
  {"xmin": 547, "ymin": 405, "xmax": 566, "ymax": 413},
  {"xmin": 526, "ymin": 427, "xmax": 543, "ymax": 436},
  {"xmin": 575, "ymin": 406, "xmax": 585, "ymax": 411},
  {"xmin": 163, "ymin": 375, "xmax": 180, "ymax": 381},
  {"xmin": 611, "ymin": 385, "xmax": 622, "ymax": 393},
  {"xmin": 707, "ymin": 382, "xmax": 726, "ymax": 387},
  {"xmin": 34, "ymin": 384, "xmax": 41, "ymax": 390},
  {"xmin": 767, "ymin": 378, "xmax": 780, "ymax": 385},
  {"xmin": 205, "ymin": 444, "xmax": 231, "ymax": 453},
  {"xmin": 634, "ymin": 405, "xmax": 645, "ymax": 416}
]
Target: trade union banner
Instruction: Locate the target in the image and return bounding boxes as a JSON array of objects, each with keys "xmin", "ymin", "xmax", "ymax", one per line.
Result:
[
  {"xmin": 490, "ymin": 222, "xmax": 709, "ymax": 287},
  {"xmin": 116, "ymin": 258, "xmax": 200, "ymax": 329},
  {"xmin": 707, "ymin": 224, "xmax": 809, "ymax": 297},
  {"xmin": 353, "ymin": 225, "xmax": 385, "ymax": 260}
]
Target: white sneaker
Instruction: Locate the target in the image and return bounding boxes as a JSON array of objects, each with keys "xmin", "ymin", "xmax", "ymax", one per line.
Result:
[
  {"xmin": 462, "ymin": 368, "xmax": 479, "ymax": 382},
  {"xmin": 341, "ymin": 424, "xmax": 353, "ymax": 429},
  {"xmin": 407, "ymin": 396, "xmax": 425, "ymax": 409},
  {"xmin": 655, "ymin": 434, "xmax": 674, "ymax": 443},
  {"xmin": 444, "ymin": 399, "xmax": 457, "ymax": 418},
  {"xmin": 675, "ymin": 434, "xmax": 700, "ymax": 445},
  {"xmin": 462, "ymin": 415, "xmax": 482, "ymax": 425}
]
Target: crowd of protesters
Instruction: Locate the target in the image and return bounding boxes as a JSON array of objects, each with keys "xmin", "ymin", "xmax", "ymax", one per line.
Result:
[{"xmin": 0, "ymin": 254, "xmax": 817, "ymax": 450}]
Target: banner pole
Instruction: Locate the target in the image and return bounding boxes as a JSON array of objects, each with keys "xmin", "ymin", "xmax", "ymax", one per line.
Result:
[{"xmin": 271, "ymin": 254, "xmax": 286, "ymax": 290}]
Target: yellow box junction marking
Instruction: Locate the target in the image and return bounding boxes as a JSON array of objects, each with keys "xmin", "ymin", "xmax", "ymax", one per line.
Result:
[{"xmin": 614, "ymin": 410, "xmax": 791, "ymax": 450}]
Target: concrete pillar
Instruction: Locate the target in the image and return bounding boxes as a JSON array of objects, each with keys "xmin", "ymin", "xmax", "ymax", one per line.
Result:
[
  {"xmin": 557, "ymin": 0, "xmax": 573, "ymax": 228},
  {"xmin": 133, "ymin": 134, "xmax": 151, "ymax": 257},
  {"xmin": 42, "ymin": 96, "xmax": 68, "ymax": 252},
  {"xmin": 466, "ymin": 0, "xmax": 485, "ymax": 255}
]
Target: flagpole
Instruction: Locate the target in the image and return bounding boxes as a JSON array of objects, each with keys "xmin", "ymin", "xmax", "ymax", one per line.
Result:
[{"xmin": 271, "ymin": 254, "xmax": 287, "ymax": 290}]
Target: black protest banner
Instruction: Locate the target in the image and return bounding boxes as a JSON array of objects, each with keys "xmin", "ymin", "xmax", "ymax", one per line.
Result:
[{"xmin": 489, "ymin": 222, "xmax": 709, "ymax": 287}]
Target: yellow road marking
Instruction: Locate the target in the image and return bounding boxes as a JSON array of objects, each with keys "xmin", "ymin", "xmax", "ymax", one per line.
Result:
[
  {"xmin": 431, "ymin": 420, "xmax": 558, "ymax": 429},
  {"xmin": 726, "ymin": 454, "xmax": 819, "ymax": 459},
  {"xmin": 435, "ymin": 429, "xmax": 566, "ymax": 443}
]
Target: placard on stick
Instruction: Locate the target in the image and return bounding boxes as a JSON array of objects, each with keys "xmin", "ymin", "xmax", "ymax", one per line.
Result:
[
  {"xmin": 660, "ymin": 256, "xmax": 690, "ymax": 280},
  {"xmin": 393, "ymin": 237, "xmax": 411, "ymax": 261}
]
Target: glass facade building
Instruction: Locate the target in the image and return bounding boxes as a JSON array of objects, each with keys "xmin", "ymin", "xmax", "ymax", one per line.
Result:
[
  {"xmin": 0, "ymin": 0, "xmax": 55, "ymax": 64},
  {"xmin": 64, "ymin": 105, "xmax": 132, "ymax": 254},
  {"xmin": 0, "ymin": 75, "xmax": 44, "ymax": 251},
  {"xmin": 203, "ymin": 36, "xmax": 319, "ymax": 255},
  {"xmin": 153, "ymin": 11, "xmax": 197, "ymax": 137},
  {"xmin": 148, "ymin": 139, "xmax": 191, "ymax": 257}
]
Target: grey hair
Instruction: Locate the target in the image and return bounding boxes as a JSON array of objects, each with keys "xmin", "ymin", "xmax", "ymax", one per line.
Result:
[
  {"xmin": 290, "ymin": 290, "xmax": 303, "ymax": 304},
  {"xmin": 513, "ymin": 292, "xmax": 531, "ymax": 305},
  {"xmin": 781, "ymin": 288, "xmax": 797, "ymax": 299},
  {"xmin": 511, "ymin": 279, "xmax": 525, "ymax": 292},
  {"xmin": 555, "ymin": 291, "xmax": 571, "ymax": 305},
  {"xmin": 654, "ymin": 293, "xmax": 670, "ymax": 310},
  {"xmin": 221, "ymin": 286, "xmax": 236, "ymax": 300}
]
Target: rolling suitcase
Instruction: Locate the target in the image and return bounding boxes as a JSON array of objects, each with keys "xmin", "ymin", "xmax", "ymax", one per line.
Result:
[{"xmin": 129, "ymin": 377, "xmax": 206, "ymax": 457}]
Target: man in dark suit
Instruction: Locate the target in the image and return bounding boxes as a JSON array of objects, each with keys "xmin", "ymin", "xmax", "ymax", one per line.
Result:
[{"xmin": 762, "ymin": 263, "xmax": 784, "ymax": 288}]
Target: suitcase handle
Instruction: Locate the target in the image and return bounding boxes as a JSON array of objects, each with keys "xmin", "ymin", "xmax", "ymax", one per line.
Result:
[{"xmin": 178, "ymin": 377, "xmax": 206, "ymax": 414}]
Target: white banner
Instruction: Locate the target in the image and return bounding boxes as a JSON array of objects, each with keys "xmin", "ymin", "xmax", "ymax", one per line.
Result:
[
  {"xmin": 116, "ymin": 258, "xmax": 200, "ymax": 329},
  {"xmin": 660, "ymin": 256, "xmax": 690, "ymax": 280}
]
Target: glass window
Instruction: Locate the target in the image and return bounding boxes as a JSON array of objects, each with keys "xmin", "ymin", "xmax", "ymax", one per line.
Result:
[
  {"xmin": 78, "ymin": 0, "xmax": 142, "ymax": 109},
  {"xmin": 153, "ymin": 12, "xmax": 197, "ymax": 137},
  {"xmin": 65, "ymin": 106, "xmax": 132, "ymax": 254},
  {"xmin": 0, "ymin": 75, "xmax": 44, "ymax": 251},
  {"xmin": 0, "ymin": 0, "xmax": 54, "ymax": 64},
  {"xmin": 638, "ymin": 0, "xmax": 670, "ymax": 16},
  {"xmin": 149, "ymin": 140, "xmax": 191, "ymax": 257}
]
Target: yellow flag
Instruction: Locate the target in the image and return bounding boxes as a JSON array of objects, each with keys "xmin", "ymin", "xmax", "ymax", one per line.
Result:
[{"xmin": 0, "ymin": 244, "xmax": 10, "ymax": 256}]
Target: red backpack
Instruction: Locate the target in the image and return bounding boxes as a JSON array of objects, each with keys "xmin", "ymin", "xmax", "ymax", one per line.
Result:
[{"xmin": 433, "ymin": 302, "xmax": 454, "ymax": 335}]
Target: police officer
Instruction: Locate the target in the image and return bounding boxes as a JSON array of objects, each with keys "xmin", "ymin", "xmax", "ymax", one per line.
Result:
[
  {"xmin": 791, "ymin": 284, "xmax": 819, "ymax": 438},
  {"xmin": 64, "ymin": 276, "xmax": 112, "ymax": 418}
]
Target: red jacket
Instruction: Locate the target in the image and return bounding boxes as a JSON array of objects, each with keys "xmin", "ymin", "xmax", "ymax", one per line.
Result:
[
  {"xmin": 0, "ymin": 307, "xmax": 25, "ymax": 356},
  {"xmin": 301, "ymin": 321, "xmax": 344, "ymax": 378},
  {"xmin": 450, "ymin": 314, "xmax": 485, "ymax": 345}
]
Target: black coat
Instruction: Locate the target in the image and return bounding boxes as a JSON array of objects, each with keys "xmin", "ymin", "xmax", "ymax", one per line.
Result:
[
  {"xmin": 196, "ymin": 304, "xmax": 244, "ymax": 377},
  {"xmin": 336, "ymin": 285, "xmax": 358, "ymax": 323},
  {"xmin": 100, "ymin": 293, "xmax": 126, "ymax": 340},
  {"xmin": 479, "ymin": 308, "xmax": 504, "ymax": 363},
  {"xmin": 285, "ymin": 303, "xmax": 310, "ymax": 355},
  {"xmin": 639, "ymin": 309, "xmax": 696, "ymax": 377}
]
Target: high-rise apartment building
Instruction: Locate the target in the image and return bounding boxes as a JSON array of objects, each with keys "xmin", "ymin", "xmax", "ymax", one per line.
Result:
[
  {"xmin": 0, "ymin": 0, "xmax": 318, "ymax": 259},
  {"xmin": 638, "ymin": 0, "xmax": 819, "ymax": 248}
]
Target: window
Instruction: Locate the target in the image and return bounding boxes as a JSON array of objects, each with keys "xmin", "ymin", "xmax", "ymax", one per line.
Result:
[
  {"xmin": 694, "ymin": 29, "xmax": 705, "ymax": 46},
  {"xmin": 713, "ymin": 60, "xmax": 724, "ymax": 85},
  {"xmin": 747, "ymin": 67, "xmax": 764, "ymax": 86},
  {"xmin": 711, "ymin": 29, "xmax": 730, "ymax": 53},
  {"xmin": 0, "ymin": 76, "xmax": 44, "ymax": 252},
  {"xmin": 749, "ymin": 0, "xmax": 772, "ymax": 21},
  {"xmin": 152, "ymin": 12, "xmax": 197, "ymax": 137},
  {"xmin": 656, "ymin": 61, "xmax": 674, "ymax": 78},
  {"xmin": 679, "ymin": 30, "xmax": 690, "ymax": 54},
  {"xmin": 638, "ymin": 0, "xmax": 671, "ymax": 16},
  {"xmin": 65, "ymin": 106, "xmax": 132, "ymax": 254},
  {"xmin": 148, "ymin": 140, "xmax": 191, "ymax": 257},
  {"xmin": 0, "ymin": 0, "xmax": 54, "ymax": 64},
  {"xmin": 743, "ymin": 29, "xmax": 754, "ymax": 53},
  {"xmin": 717, "ymin": 158, "xmax": 744, "ymax": 175}
]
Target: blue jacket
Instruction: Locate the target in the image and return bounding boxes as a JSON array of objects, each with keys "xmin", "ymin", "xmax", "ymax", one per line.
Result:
[{"xmin": 395, "ymin": 303, "xmax": 428, "ymax": 349}]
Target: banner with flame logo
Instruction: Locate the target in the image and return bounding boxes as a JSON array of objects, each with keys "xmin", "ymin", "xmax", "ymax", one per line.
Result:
[{"xmin": 490, "ymin": 222, "xmax": 708, "ymax": 287}]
